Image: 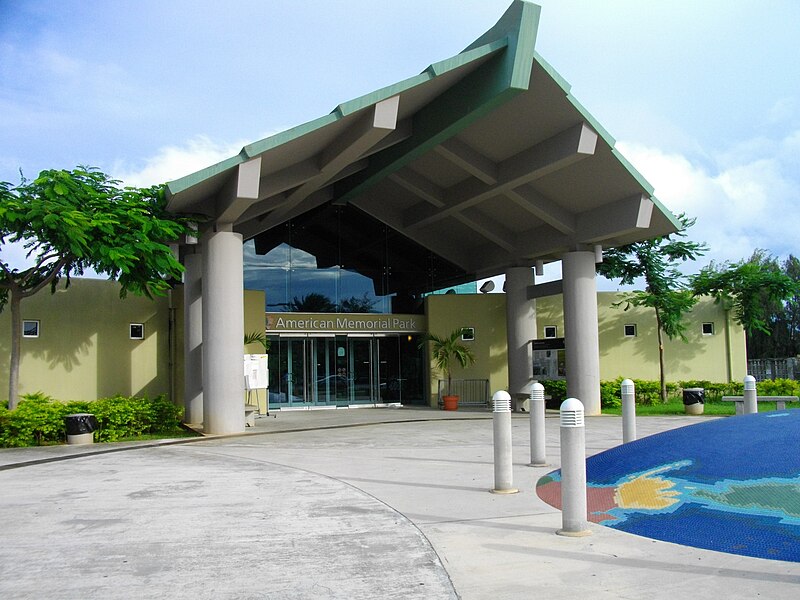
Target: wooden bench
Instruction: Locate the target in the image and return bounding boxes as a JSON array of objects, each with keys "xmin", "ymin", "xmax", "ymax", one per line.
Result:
[
  {"xmin": 244, "ymin": 404, "xmax": 259, "ymax": 427},
  {"xmin": 721, "ymin": 395, "xmax": 797, "ymax": 415}
]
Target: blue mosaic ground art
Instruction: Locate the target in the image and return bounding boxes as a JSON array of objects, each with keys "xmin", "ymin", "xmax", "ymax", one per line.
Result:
[{"xmin": 537, "ymin": 410, "xmax": 800, "ymax": 562}]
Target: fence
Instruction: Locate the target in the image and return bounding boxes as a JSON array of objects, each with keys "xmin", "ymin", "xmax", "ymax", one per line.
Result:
[
  {"xmin": 437, "ymin": 379, "xmax": 491, "ymax": 408},
  {"xmin": 748, "ymin": 358, "xmax": 800, "ymax": 381}
]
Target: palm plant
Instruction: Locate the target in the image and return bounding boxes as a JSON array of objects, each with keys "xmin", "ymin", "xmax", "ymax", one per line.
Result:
[
  {"xmin": 422, "ymin": 328, "xmax": 476, "ymax": 396},
  {"xmin": 244, "ymin": 331, "xmax": 270, "ymax": 352}
]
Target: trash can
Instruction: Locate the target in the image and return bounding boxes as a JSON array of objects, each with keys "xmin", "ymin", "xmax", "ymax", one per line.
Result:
[
  {"xmin": 682, "ymin": 388, "xmax": 705, "ymax": 415},
  {"xmin": 65, "ymin": 413, "xmax": 99, "ymax": 445}
]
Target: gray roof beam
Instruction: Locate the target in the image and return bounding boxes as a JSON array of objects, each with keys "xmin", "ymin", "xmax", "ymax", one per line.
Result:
[
  {"xmin": 575, "ymin": 193, "xmax": 653, "ymax": 243},
  {"xmin": 403, "ymin": 122, "xmax": 597, "ymax": 231},
  {"xmin": 504, "ymin": 185, "xmax": 576, "ymax": 234},
  {"xmin": 257, "ymin": 96, "xmax": 400, "ymax": 230},
  {"xmin": 214, "ymin": 157, "xmax": 262, "ymax": 225},
  {"xmin": 435, "ymin": 138, "xmax": 498, "ymax": 184}
]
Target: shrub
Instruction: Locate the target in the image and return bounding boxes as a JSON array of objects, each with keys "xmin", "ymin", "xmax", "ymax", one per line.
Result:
[
  {"xmin": 0, "ymin": 394, "xmax": 184, "ymax": 447},
  {"xmin": 0, "ymin": 393, "xmax": 68, "ymax": 447},
  {"xmin": 541, "ymin": 380, "xmax": 566, "ymax": 407},
  {"xmin": 92, "ymin": 395, "xmax": 183, "ymax": 442},
  {"xmin": 630, "ymin": 379, "xmax": 663, "ymax": 406},
  {"xmin": 757, "ymin": 378, "xmax": 800, "ymax": 397},
  {"xmin": 600, "ymin": 379, "xmax": 621, "ymax": 409}
]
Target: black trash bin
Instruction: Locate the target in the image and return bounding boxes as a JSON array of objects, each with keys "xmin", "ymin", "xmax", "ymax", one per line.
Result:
[
  {"xmin": 682, "ymin": 388, "xmax": 705, "ymax": 415},
  {"xmin": 65, "ymin": 413, "xmax": 99, "ymax": 445}
]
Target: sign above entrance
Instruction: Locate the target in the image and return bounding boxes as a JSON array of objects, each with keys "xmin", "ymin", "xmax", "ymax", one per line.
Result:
[{"xmin": 266, "ymin": 313, "xmax": 427, "ymax": 334}]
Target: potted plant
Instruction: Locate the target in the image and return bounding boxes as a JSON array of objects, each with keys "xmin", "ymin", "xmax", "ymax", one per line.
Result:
[{"xmin": 422, "ymin": 329, "xmax": 476, "ymax": 410}]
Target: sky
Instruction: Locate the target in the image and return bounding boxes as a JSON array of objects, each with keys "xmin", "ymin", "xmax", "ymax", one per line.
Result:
[{"xmin": 1, "ymin": 0, "xmax": 799, "ymax": 290}]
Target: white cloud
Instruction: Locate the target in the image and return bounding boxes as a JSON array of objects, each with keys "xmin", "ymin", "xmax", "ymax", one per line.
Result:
[
  {"xmin": 114, "ymin": 135, "xmax": 249, "ymax": 188},
  {"xmin": 618, "ymin": 133, "xmax": 800, "ymax": 270},
  {"xmin": 115, "ymin": 130, "xmax": 289, "ymax": 187}
]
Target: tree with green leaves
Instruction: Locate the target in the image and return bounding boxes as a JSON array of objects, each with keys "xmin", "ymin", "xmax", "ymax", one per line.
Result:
[
  {"xmin": 0, "ymin": 167, "xmax": 195, "ymax": 409},
  {"xmin": 691, "ymin": 253, "xmax": 799, "ymax": 345},
  {"xmin": 598, "ymin": 214, "xmax": 708, "ymax": 402}
]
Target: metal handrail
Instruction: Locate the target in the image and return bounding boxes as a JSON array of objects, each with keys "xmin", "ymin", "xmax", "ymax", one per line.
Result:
[{"xmin": 437, "ymin": 379, "xmax": 490, "ymax": 408}]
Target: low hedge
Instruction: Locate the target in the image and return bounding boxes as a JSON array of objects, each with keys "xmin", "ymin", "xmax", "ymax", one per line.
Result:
[
  {"xmin": 0, "ymin": 393, "xmax": 184, "ymax": 447},
  {"xmin": 540, "ymin": 377, "xmax": 795, "ymax": 410}
]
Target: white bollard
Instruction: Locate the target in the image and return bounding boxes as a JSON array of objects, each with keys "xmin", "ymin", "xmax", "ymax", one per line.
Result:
[
  {"xmin": 529, "ymin": 382, "xmax": 547, "ymax": 466},
  {"xmin": 621, "ymin": 378, "xmax": 636, "ymax": 443},
  {"xmin": 557, "ymin": 398, "xmax": 591, "ymax": 536},
  {"xmin": 491, "ymin": 391, "xmax": 518, "ymax": 494},
  {"xmin": 744, "ymin": 375, "xmax": 757, "ymax": 415}
]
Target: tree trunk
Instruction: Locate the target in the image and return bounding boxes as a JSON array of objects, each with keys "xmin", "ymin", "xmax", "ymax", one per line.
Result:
[
  {"xmin": 655, "ymin": 309, "xmax": 667, "ymax": 403},
  {"xmin": 8, "ymin": 290, "xmax": 22, "ymax": 410}
]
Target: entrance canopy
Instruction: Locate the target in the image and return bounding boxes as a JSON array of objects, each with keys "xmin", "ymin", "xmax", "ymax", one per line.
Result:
[{"xmin": 166, "ymin": 0, "xmax": 678, "ymax": 281}]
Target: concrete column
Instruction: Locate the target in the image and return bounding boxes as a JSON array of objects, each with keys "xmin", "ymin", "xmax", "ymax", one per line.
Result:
[
  {"xmin": 202, "ymin": 229, "xmax": 246, "ymax": 434},
  {"xmin": 562, "ymin": 251, "xmax": 601, "ymax": 415},
  {"xmin": 505, "ymin": 266, "xmax": 536, "ymax": 411},
  {"xmin": 183, "ymin": 251, "xmax": 203, "ymax": 425}
]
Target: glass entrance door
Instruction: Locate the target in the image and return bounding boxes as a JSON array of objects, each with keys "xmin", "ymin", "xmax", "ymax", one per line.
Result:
[
  {"xmin": 348, "ymin": 337, "xmax": 375, "ymax": 403},
  {"xmin": 269, "ymin": 333, "xmax": 423, "ymax": 408},
  {"xmin": 376, "ymin": 336, "xmax": 401, "ymax": 402}
]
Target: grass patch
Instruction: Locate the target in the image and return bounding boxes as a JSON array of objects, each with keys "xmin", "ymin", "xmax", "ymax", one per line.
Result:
[
  {"xmin": 115, "ymin": 429, "xmax": 200, "ymax": 443},
  {"xmin": 602, "ymin": 401, "xmax": 800, "ymax": 416}
]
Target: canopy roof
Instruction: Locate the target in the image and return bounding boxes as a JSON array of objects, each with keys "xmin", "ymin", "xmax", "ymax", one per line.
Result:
[{"xmin": 166, "ymin": 0, "xmax": 678, "ymax": 281}]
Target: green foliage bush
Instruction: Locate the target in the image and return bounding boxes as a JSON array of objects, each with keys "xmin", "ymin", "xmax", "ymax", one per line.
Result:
[
  {"xmin": 756, "ymin": 378, "xmax": 800, "ymax": 397},
  {"xmin": 600, "ymin": 379, "xmax": 621, "ymax": 409},
  {"xmin": 0, "ymin": 393, "xmax": 184, "ymax": 447},
  {"xmin": 541, "ymin": 380, "xmax": 566, "ymax": 406},
  {"xmin": 536, "ymin": 377, "xmax": 776, "ymax": 410}
]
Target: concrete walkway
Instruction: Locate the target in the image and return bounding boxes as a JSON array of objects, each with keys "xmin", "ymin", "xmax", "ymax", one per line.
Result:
[{"xmin": 1, "ymin": 407, "xmax": 798, "ymax": 599}]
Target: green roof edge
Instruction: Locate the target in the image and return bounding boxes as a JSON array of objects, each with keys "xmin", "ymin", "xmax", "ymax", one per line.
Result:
[
  {"xmin": 336, "ymin": 0, "xmax": 541, "ymax": 203},
  {"xmin": 166, "ymin": 2, "xmax": 540, "ymax": 200},
  {"xmin": 534, "ymin": 51, "xmax": 678, "ymax": 228}
]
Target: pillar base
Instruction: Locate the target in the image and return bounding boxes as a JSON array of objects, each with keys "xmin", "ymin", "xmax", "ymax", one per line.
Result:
[
  {"xmin": 556, "ymin": 528, "xmax": 592, "ymax": 537},
  {"xmin": 490, "ymin": 488, "xmax": 519, "ymax": 494},
  {"xmin": 528, "ymin": 462, "xmax": 548, "ymax": 467}
]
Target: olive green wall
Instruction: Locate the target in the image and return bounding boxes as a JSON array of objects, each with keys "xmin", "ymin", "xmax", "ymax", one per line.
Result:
[
  {"xmin": 538, "ymin": 292, "xmax": 746, "ymax": 382},
  {"xmin": 424, "ymin": 294, "xmax": 508, "ymax": 407},
  {"xmin": 425, "ymin": 291, "xmax": 747, "ymax": 402},
  {"xmin": 0, "ymin": 278, "xmax": 171, "ymax": 402},
  {"xmin": 1, "ymin": 278, "xmax": 745, "ymax": 408},
  {"xmin": 0, "ymin": 279, "xmax": 267, "ymax": 406}
]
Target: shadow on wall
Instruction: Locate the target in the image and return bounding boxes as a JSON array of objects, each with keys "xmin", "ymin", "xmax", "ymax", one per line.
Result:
[
  {"xmin": 597, "ymin": 303, "xmax": 701, "ymax": 377},
  {"xmin": 97, "ymin": 310, "xmax": 166, "ymax": 399},
  {"xmin": 0, "ymin": 279, "xmax": 170, "ymax": 402}
]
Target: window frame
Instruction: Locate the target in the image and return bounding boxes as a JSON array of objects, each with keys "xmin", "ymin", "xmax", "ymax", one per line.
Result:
[
  {"xmin": 22, "ymin": 320, "xmax": 40, "ymax": 338},
  {"xmin": 624, "ymin": 323, "xmax": 637, "ymax": 338},
  {"xmin": 129, "ymin": 323, "xmax": 145, "ymax": 340}
]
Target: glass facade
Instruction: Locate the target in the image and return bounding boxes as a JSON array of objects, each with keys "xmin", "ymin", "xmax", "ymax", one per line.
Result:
[
  {"xmin": 266, "ymin": 334, "xmax": 424, "ymax": 407},
  {"xmin": 244, "ymin": 204, "xmax": 466, "ymax": 407},
  {"xmin": 244, "ymin": 204, "xmax": 470, "ymax": 314}
]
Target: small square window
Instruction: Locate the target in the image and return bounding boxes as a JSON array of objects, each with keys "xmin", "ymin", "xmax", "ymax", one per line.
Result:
[
  {"xmin": 624, "ymin": 324, "xmax": 637, "ymax": 337},
  {"xmin": 23, "ymin": 320, "xmax": 39, "ymax": 338},
  {"xmin": 702, "ymin": 322, "xmax": 714, "ymax": 335},
  {"xmin": 543, "ymin": 326, "xmax": 557, "ymax": 338},
  {"xmin": 461, "ymin": 327, "xmax": 475, "ymax": 341},
  {"xmin": 130, "ymin": 323, "xmax": 144, "ymax": 340}
]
